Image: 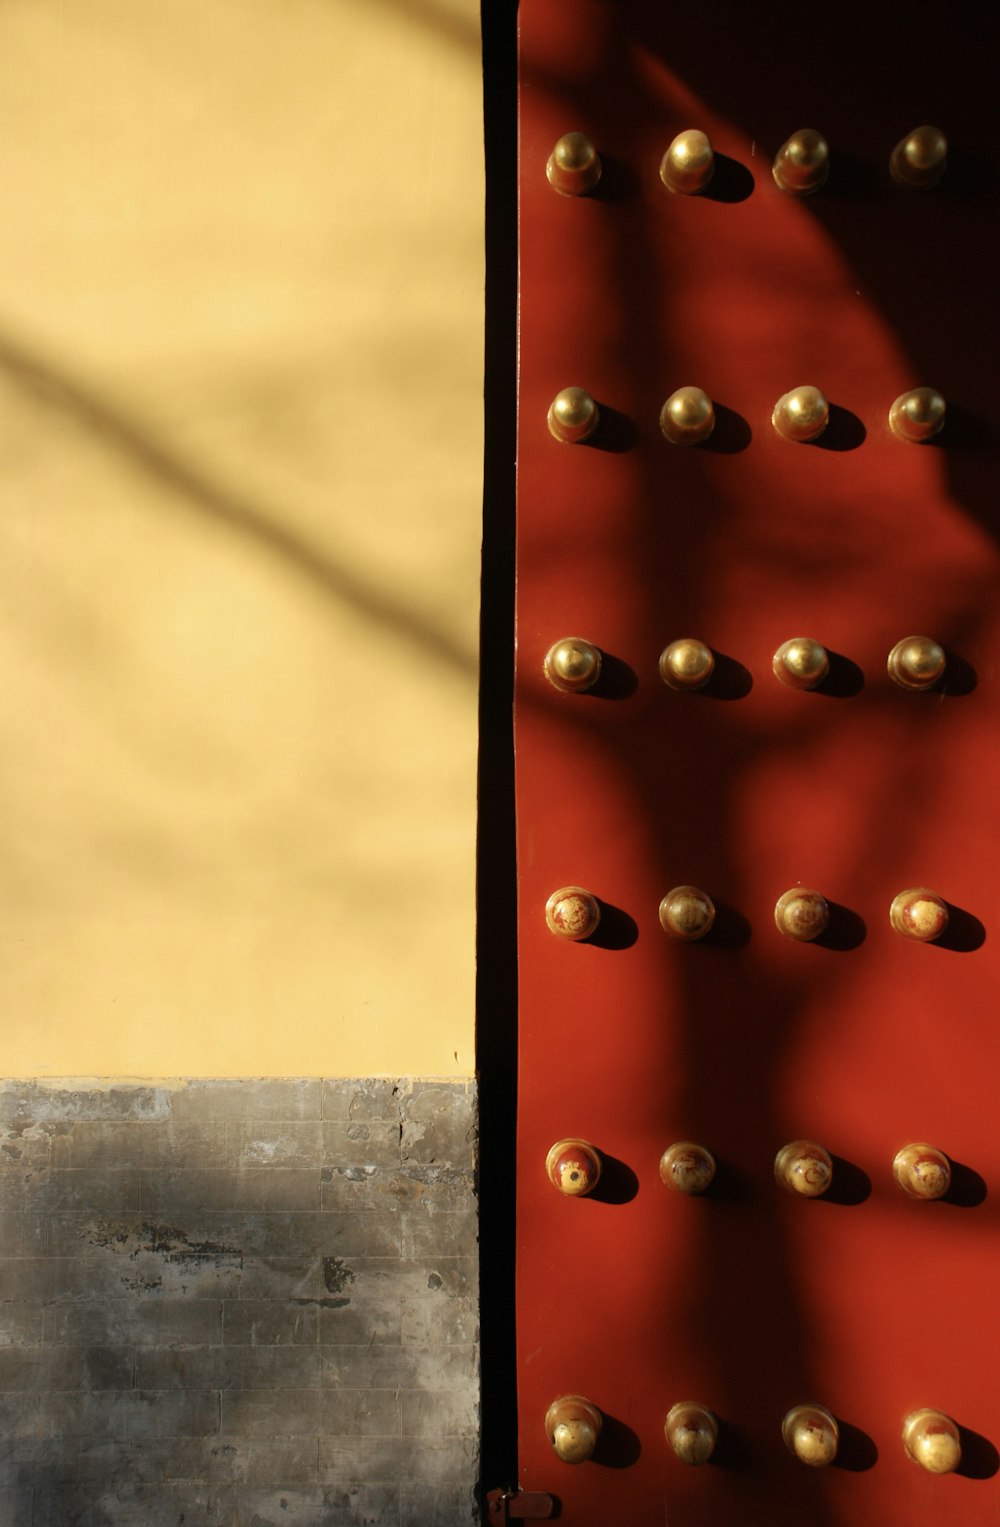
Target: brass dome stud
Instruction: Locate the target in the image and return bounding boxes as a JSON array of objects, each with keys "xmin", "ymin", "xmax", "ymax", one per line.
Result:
[
  {"xmin": 659, "ymin": 886, "xmax": 716, "ymax": 942},
  {"xmin": 548, "ymin": 386, "xmax": 600, "ymax": 444},
  {"xmin": 659, "ymin": 638, "xmax": 715, "ymax": 691},
  {"xmin": 544, "ymin": 637, "xmax": 602, "ymax": 694},
  {"xmin": 782, "ymin": 1403, "xmax": 840, "ymax": 1467},
  {"xmin": 660, "ymin": 130, "xmax": 715, "ymax": 195},
  {"xmin": 545, "ymin": 1395, "xmax": 603, "ymax": 1463},
  {"xmin": 772, "ymin": 385, "xmax": 830, "ymax": 443},
  {"xmin": 665, "ymin": 1401, "xmax": 718, "ymax": 1464},
  {"xmin": 775, "ymin": 1140, "xmax": 833, "ymax": 1198},
  {"xmin": 546, "ymin": 132, "xmax": 602, "ymax": 197},
  {"xmin": 659, "ymin": 386, "xmax": 716, "ymax": 445},
  {"xmin": 889, "ymin": 387, "xmax": 946, "ymax": 443},
  {"xmin": 891, "ymin": 125, "xmax": 947, "ymax": 189},
  {"xmin": 889, "ymin": 887, "xmax": 949, "ymax": 943},
  {"xmin": 893, "ymin": 1143, "xmax": 951, "ymax": 1200},
  {"xmin": 887, "ymin": 636, "xmax": 946, "ymax": 691},
  {"xmin": 546, "ymin": 1138, "xmax": 602, "ymax": 1197},
  {"xmin": 902, "ymin": 1408, "xmax": 962, "ymax": 1474},
  {"xmin": 772, "ymin": 129, "xmax": 829, "ymax": 195},
  {"xmin": 772, "ymin": 637, "xmax": 830, "ymax": 690},
  {"xmin": 545, "ymin": 886, "xmax": 601, "ymax": 942},
  {"xmin": 659, "ymin": 1142, "xmax": 716, "ymax": 1195},
  {"xmin": 774, "ymin": 888, "xmax": 830, "ymax": 943}
]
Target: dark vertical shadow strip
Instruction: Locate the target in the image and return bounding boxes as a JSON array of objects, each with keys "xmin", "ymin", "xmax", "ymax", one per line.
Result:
[{"xmin": 477, "ymin": 0, "xmax": 520, "ymax": 1500}]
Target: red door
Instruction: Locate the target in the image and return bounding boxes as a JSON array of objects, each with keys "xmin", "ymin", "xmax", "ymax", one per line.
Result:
[{"xmin": 514, "ymin": 3, "xmax": 1000, "ymax": 1521}]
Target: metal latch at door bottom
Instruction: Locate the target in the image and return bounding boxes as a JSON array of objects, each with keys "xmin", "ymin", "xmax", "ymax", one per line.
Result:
[{"xmin": 486, "ymin": 1487, "xmax": 557, "ymax": 1519}]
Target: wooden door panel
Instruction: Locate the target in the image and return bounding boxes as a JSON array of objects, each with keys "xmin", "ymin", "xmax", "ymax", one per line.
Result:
[{"xmin": 514, "ymin": 3, "xmax": 1000, "ymax": 1521}]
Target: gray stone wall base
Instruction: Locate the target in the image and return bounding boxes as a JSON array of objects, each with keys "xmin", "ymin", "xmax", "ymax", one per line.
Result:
[{"xmin": 0, "ymin": 1078, "xmax": 479, "ymax": 1526}]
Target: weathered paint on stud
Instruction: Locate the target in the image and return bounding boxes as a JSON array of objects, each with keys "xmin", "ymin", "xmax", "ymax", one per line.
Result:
[
  {"xmin": 775, "ymin": 1140, "xmax": 833, "ymax": 1197},
  {"xmin": 902, "ymin": 1409, "xmax": 961, "ymax": 1473},
  {"xmin": 546, "ymin": 1138, "xmax": 602, "ymax": 1197},
  {"xmin": 893, "ymin": 1143, "xmax": 951, "ymax": 1200},
  {"xmin": 774, "ymin": 888, "xmax": 829, "ymax": 942},
  {"xmin": 783, "ymin": 1403, "xmax": 839, "ymax": 1466},
  {"xmin": 659, "ymin": 886, "xmax": 716, "ymax": 940},
  {"xmin": 665, "ymin": 1401, "xmax": 718, "ymax": 1464},
  {"xmin": 889, "ymin": 888, "xmax": 949, "ymax": 942},
  {"xmin": 659, "ymin": 1141, "xmax": 716, "ymax": 1195},
  {"xmin": 545, "ymin": 1395, "xmax": 603, "ymax": 1463},
  {"xmin": 545, "ymin": 887, "xmax": 601, "ymax": 942}
]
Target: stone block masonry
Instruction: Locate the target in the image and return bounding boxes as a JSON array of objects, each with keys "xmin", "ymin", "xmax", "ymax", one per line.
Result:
[{"xmin": 0, "ymin": 1079, "xmax": 479, "ymax": 1526}]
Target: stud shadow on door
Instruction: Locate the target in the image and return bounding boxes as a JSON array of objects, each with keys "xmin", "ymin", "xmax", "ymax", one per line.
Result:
[
  {"xmin": 584, "ymin": 900, "xmax": 639, "ymax": 950},
  {"xmin": 939, "ymin": 653, "xmax": 977, "ymax": 697},
  {"xmin": 939, "ymin": 144, "xmax": 1000, "ymax": 197},
  {"xmin": 586, "ymin": 1151, "xmax": 639, "ymax": 1206},
  {"xmin": 701, "ymin": 404, "xmax": 752, "ymax": 455},
  {"xmin": 687, "ymin": 652, "xmax": 753, "ymax": 700},
  {"xmin": 703, "ymin": 901, "xmax": 751, "ymax": 948},
  {"xmin": 813, "ymin": 651, "xmax": 865, "ymax": 698},
  {"xmin": 705, "ymin": 1415, "xmax": 752, "ymax": 1470},
  {"xmin": 807, "ymin": 402, "xmax": 866, "ymax": 452},
  {"xmin": 581, "ymin": 402, "xmax": 637, "ymax": 453},
  {"xmin": 589, "ymin": 153, "xmax": 641, "ymax": 204},
  {"xmin": 832, "ymin": 1418, "xmax": 878, "ymax": 1472},
  {"xmin": 812, "ymin": 150, "xmax": 879, "ymax": 200},
  {"xmin": 588, "ymin": 653, "xmax": 637, "ymax": 701},
  {"xmin": 699, "ymin": 153, "xmax": 754, "ymax": 204},
  {"xmin": 941, "ymin": 1158, "xmax": 988, "ymax": 1209},
  {"xmin": 934, "ymin": 903, "xmax": 986, "ymax": 953},
  {"xmin": 824, "ymin": 1155, "xmax": 871, "ymax": 1206},
  {"xmin": 813, "ymin": 902, "xmax": 866, "ymax": 951},
  {"xmin": 590, "ymin": 1409, "xmax": 641, "ymax": 1469},
  {"xmin": 701, "ymin": 1155, "xmax": 752, "ymax": 1205},
  {"xmin": 927, "ymin": 401, "xmax": 992, "ymax": 451},
  {"xmin": 955, "ymin": 1424, "xmax": 1000, "ymax": 1480}
]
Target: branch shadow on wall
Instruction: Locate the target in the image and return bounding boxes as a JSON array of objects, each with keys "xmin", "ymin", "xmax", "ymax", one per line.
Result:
[{"xmin": 0, "ymin": 329, "xmax": 476, "ymax": 685}]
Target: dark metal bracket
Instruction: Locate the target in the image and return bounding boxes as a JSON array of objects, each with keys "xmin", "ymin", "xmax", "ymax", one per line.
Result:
[{"xmin": 485, "ymin": 1487, "xmax": 558, "ymax": 1520}]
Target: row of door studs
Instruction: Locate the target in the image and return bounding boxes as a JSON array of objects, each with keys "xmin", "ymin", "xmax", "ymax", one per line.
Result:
[
  {"xmin": 547, "ymin": 1138, "xmax": 953, "ymax": 1202},
  {"xmin": 547, "ymin": 125, "xmax": 947, "ymax": 199},
  {"xmin": 546, "ymin": 635, "xmax": 949, "ymax": 694},
  {"xmin": 548, "ymin": 383, "xmax": 946, "ymax": 447},
  {"xmin": 546, "ymin": 1395, "xmax": 962, "ymax": 1473},
  {"xmin": 546, "ymin": 885, "xmax": 953, "ymax": 944}
]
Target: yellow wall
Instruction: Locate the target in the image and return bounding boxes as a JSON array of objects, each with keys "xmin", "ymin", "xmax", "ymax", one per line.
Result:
[{"xmin": 0, "ymin": 0, "xmax": 483, "ymax": 1077}]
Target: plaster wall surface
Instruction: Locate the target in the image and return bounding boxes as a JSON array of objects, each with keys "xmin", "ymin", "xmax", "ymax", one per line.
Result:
[
  {"xmin": 0, "ymin": 0, "xmax": 484, "ymax": 1078},
  {"xmin": 1, "ymin": 1, "xmax": 485, "ymax": 1519}
]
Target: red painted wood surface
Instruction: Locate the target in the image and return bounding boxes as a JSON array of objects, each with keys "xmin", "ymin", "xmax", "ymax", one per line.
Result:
[{"xmin": 514, "ymin": 3, "xmax": 1000, "ymax": 1522}]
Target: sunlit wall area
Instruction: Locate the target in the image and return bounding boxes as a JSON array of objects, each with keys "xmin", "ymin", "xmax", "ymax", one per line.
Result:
[{"xmin": 0, "ymin": 0, "xmax": 483, "ymax": 1078}]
